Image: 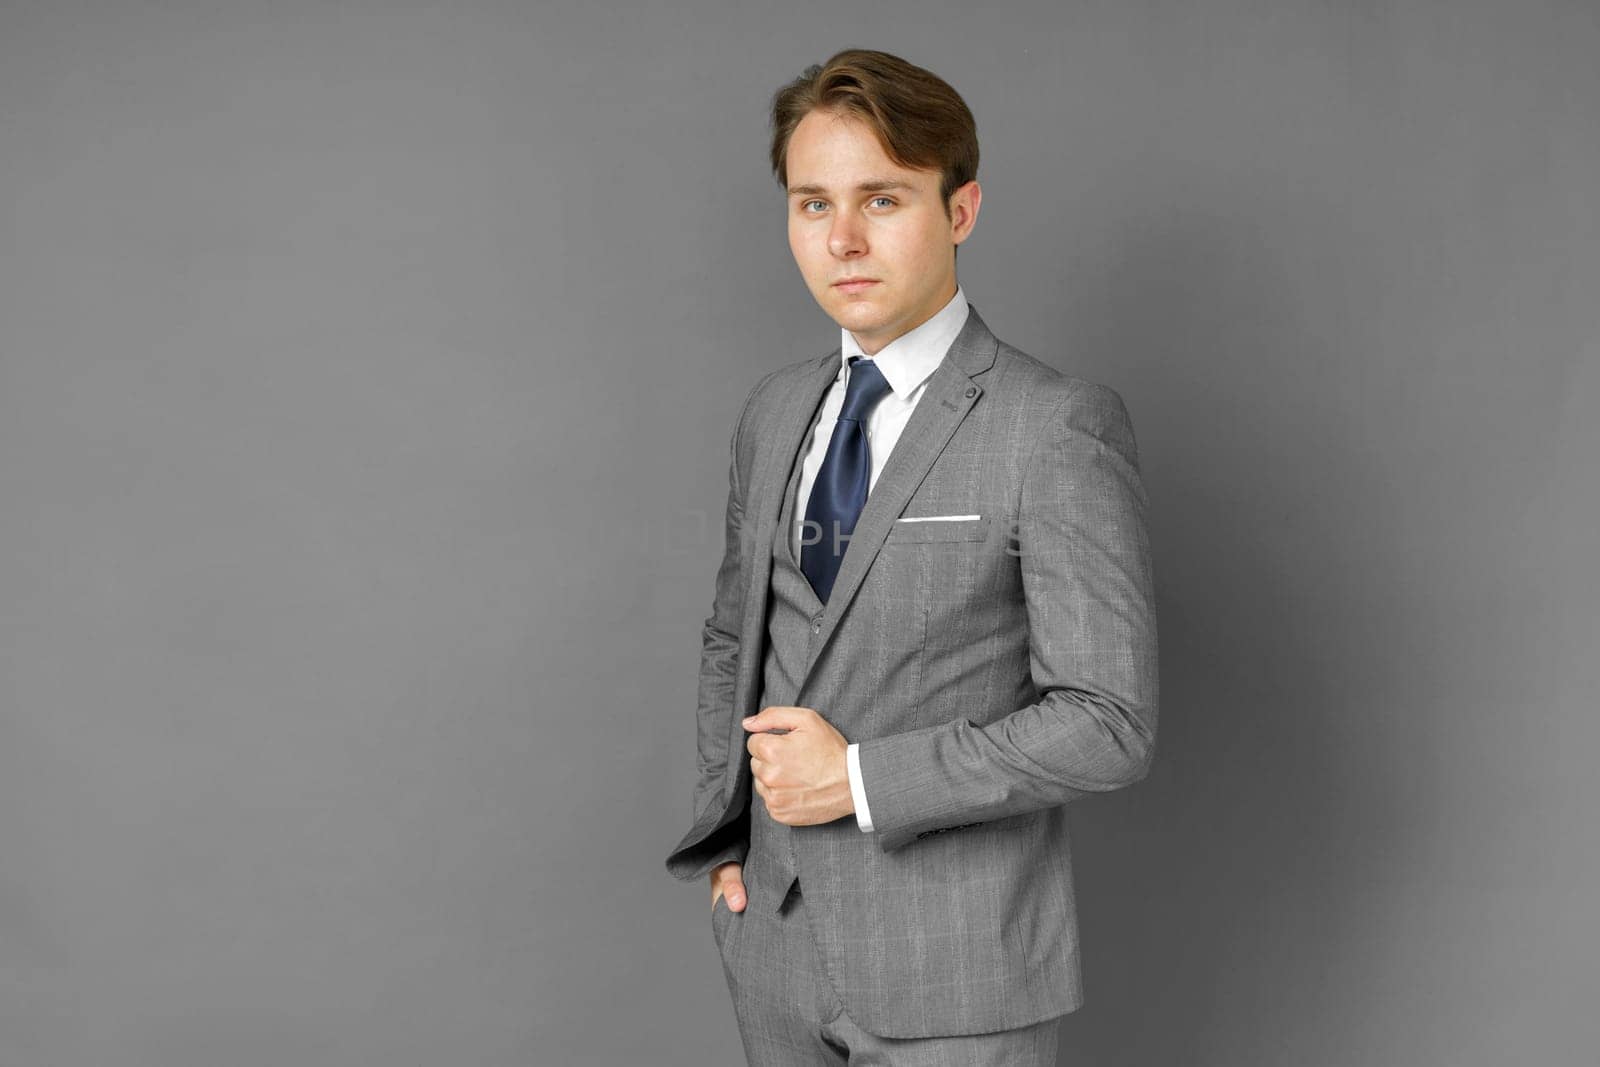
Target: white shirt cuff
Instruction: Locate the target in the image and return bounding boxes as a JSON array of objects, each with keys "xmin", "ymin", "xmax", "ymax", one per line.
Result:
[{"xmin": 846, "ymin": 742, "xmax": 874, "ymax": 832}]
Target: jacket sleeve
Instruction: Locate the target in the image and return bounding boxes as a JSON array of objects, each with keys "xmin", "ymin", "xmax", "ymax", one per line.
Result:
[
  {"xmin": 853, "ymin": 382, "xmax": 1159, "ymax": 852},
  {"xmin": 662, "ymin": 379, "xmax": 770, "ymax": 882},
  {"xmin": 689, "ymin": 387, "xmax": 756, "ymax": 826}
]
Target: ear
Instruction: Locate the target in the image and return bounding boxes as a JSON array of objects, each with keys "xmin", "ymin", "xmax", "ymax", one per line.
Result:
[{"xmin": 949, "ymin": 180, "xmax": 982, "ymax": 245}]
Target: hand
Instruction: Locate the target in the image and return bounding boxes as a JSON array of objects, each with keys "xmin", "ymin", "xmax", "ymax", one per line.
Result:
[
  {"xmin": 711, "ymin": 861, "xmax": 747, "ymax": 913},
  {"xmin": 743, "ymin": 706, "xmax": 854, "ymax": 826}
]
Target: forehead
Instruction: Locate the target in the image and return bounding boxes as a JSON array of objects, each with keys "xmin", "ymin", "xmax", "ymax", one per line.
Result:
[{"xmin": 785, "ymin": 110, "xmax": 937, "ymax": 192}]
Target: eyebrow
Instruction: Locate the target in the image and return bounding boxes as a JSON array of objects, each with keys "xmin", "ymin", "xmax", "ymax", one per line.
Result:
[{"xmin": 786, "ymin": 178, "xmax": 916, "ymax": 198}]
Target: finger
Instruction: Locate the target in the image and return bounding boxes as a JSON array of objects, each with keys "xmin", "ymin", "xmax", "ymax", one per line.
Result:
[
  {"xmin": 712, "ymin": 876, "xmax": 747, "ymax": 912},
  {"xmin": 751, "ymin": 756, "xmax": 778, "ymax": 787},
  {"xmin": 743, "ymin": 705, "xmax": 803, "ymax": 732}
]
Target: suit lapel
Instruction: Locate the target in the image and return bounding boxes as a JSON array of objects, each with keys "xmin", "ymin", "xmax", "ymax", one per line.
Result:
[{"xmin": 797, "ymin": 306, "xmax": 998, "ymax": 693}]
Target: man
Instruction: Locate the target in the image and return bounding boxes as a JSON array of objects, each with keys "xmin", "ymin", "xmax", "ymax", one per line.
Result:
[{"xmin": 664, "ymin": 48, "xmax": 1158, "ymax": 1065}]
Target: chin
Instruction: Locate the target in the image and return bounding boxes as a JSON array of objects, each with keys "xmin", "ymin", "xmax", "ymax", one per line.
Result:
[
  {"xmin": 836, "ymin": 310, "xmax": 888, "ymax": 334},
  {"xmin": 830, "ymin": 295, "xmax": 882, "ymax": 318}
]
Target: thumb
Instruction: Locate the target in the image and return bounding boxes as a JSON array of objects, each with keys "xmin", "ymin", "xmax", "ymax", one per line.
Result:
[
  {"xmin": 743, "ymin": 705, "xmax": 804, "ymax": 732},
  {"xmin": 723, "ymin": 873, "xmax": 747, "ymax": 912}
]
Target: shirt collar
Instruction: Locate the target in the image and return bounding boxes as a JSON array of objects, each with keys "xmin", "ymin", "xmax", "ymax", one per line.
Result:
[{"xmin": 839, "ymin": 285, "xmax": 969, "ymax": 397}]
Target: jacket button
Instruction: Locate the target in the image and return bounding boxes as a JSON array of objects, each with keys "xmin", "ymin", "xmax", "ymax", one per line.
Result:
[{"xmin": 964, "ymin": 386, "xmax": 978, "ymax": 398}]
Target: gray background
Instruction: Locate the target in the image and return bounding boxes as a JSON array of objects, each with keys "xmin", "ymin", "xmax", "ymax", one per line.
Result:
[{"xmin": 1, "ymin": 1, "xmax": 1594, "ymax": 1065}]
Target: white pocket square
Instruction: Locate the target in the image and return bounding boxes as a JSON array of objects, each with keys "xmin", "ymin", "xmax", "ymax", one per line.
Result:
[{"xmin": 895, "ymin": 514, "xmax": 982, "ymax": 522}]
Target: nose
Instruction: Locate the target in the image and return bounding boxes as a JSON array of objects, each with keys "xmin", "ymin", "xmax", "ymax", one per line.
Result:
[{"xmin": 828, "ymin": 213, "xmax": 866, "ymax": 258}]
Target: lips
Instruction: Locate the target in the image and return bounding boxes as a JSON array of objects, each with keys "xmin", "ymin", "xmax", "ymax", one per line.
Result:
[{"xmin": 833, "ymin": 279, "xmax": 879, "ymax": 293}]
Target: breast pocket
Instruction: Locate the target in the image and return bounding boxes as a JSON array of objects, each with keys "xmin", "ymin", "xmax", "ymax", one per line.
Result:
[
  {"xmin": 885, "ymin": 514, "xmax": 992, "ymax": 544},
  {"xmin": 878, "ymin": 513, "xmax": 995, "ymax": 654}
]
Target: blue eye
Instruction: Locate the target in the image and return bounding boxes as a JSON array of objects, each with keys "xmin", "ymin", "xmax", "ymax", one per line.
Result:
[{"xmin": 871, "ymin": 197, "xmax": 894, "ymax": 207}]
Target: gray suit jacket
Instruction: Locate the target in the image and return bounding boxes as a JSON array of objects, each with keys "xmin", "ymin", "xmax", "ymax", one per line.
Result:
[{"xmin": 665, "ymin": 304, "xmax": 1159, "ymax": 1038}]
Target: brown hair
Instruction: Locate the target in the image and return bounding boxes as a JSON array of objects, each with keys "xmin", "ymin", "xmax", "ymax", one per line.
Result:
[{"xmin": 769, "ymin": 49, "xmax": 979, "ymax": 219}]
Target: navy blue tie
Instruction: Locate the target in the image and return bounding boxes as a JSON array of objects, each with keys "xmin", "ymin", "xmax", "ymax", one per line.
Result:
[{"xmin": 802, "ymin": 356, "xmax": 893, "ymax": 603}]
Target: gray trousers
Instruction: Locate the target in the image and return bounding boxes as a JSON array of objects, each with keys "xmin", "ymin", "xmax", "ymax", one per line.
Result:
[{"xmin": 711, "ymin": 879, "xmax": 1064, "ymax": 1066}]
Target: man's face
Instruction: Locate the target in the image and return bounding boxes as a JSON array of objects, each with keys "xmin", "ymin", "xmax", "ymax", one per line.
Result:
[{"xmin": 785, "ymin": 109, "xmax": 980, "ymax": 356}]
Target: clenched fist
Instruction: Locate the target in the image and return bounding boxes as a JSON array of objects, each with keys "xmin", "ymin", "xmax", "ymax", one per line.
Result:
[{"xmin": 743, "ymin": 705, "xmax": 855, "ymax": 826}]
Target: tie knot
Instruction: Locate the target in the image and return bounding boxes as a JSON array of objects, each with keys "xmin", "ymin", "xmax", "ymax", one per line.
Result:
[{"xmin": 839, "ymin": 357, "xmax": 892, "ymax": 422}]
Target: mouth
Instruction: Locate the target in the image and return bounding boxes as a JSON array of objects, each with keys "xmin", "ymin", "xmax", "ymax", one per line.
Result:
[{"xmin": 832, "ymin": 279, "xmax": 879, "ymax": 293}]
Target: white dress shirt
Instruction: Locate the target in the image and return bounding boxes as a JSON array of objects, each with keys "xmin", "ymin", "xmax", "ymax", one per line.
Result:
[{"xmin": 790, "ymin": 285, "xmax": 970, "ymax": 833}]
